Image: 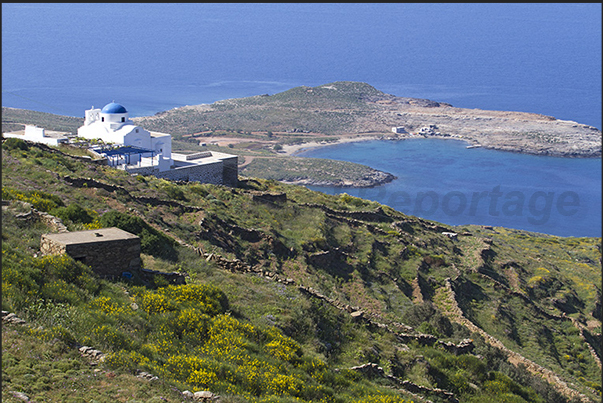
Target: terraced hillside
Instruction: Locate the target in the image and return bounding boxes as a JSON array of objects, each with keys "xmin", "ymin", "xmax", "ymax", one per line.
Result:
[{"xmin": 2, "ymin": 138, "xmax": 601, "ymax": 402}]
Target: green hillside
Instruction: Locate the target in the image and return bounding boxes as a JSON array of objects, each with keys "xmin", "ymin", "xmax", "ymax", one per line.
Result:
[
  {"xmin": 132, "ymin": 81, "xmax": 436, "ymax": 137},
  {"xmin": 2, "ymin": 138, "xmax": 601, "ymax": 403},
  {"xmin": 1, "ymin": 107, "xmax": 84, "ymax": 134}
]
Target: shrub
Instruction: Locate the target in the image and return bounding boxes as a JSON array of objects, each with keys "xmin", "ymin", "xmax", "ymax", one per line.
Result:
[
  {"xmin": 3, "ymin": 252, "xmax": 96, "ymax": 309},
  {"xmin": 40, "ymin": 279, "xmax": 84, "ymax": 304},
  {"xmin": 92, "ymin": 324, "xmax": 132, "ymax": 350},
  {"xmin": 402, "ymin": 301, "xmax": 437, "ymax": 327},
  {"xmin": 140, "ymin": 292, "xmax": 172, "ymax": 314},
  {"xmin": 161, "ymin": 183, "xmax": 186, "ymax": 201},
  {"xmin": 51, "ymin": 204, "xmax": 95, "ymax": 225},
  {"xmin": 264, "ymin": 332, "xmax": 302, "ymax": 362},
  {"xmin": 2, "ymin": 187, "xmax": 64, "ymax": 212},
  {"xmin": 35, "ymin": 254, "xmax": 88, "ymax": 284},
  {"xmin": 175, "ymin": 308, "xmax": 212, "ymax": 337},
  {"xmin": 104, "ymin": 350, "xmax": 150, "ymax": 372},
  {"xmin": 160, "ymin": 283, "xmax": 229, "ymax": 314},
  {"xmin": 189, "ymin": 183, "xmax": 209, "ymax": 197},
  {"xmin": 99, "ymin": 210, "xmax": 177, "ymax": 261},
  {"xmin": 2, "ymin": 137, "xmax": 30, "ymax": 151},
  {"xmin": 416, "ymin": 321, "xmax": 440, "ymax": 337}
]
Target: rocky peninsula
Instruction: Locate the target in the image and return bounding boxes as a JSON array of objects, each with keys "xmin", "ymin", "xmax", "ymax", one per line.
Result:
[{"xmin": 135, "ymin": 81, "xmax": 602, "ymax": 158}]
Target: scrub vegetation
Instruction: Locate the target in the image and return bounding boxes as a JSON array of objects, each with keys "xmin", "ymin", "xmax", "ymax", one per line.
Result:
[{"xmin": 2, "ymin": 138, "xmax": 601, "ymax": 403}]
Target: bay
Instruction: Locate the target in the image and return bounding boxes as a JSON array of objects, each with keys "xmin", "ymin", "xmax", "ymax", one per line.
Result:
[{"xmin": 299, "ymin": 139, "xmax": 602, "ymax": 238}]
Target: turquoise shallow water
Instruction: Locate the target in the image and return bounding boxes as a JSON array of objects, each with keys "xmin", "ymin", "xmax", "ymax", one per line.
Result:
[{"xmin": 299, "ymin": 138, "xmax": 602, "ymax": 237}]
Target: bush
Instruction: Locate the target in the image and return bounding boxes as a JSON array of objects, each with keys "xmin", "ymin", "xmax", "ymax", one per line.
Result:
[
  {"xmin": 3, "ymin": 252, "xmax": 97, "ymax": 309},
  {"xmin": 402, "ymin": 301, "xmax": 437, "ymax": 327},
  {"xmin": 160, "ymin": 283, "xmax": 229, "ymax": 314},
  {"xmin": 99, "ymin": 210, "xmax": 177, "ymax": 261},
  {"xmin": 3, "ymin": 137, "xmax": 30, "ymax": 151},
  {"xmin": 51, "ymin": 204, "xmax": 95, "ymax": 225},
  {"xmin": 2, "ymin": 187, "xmax": 64, "ymax": 212},
  {"xmin": 162, "ymin": 184, "xmax": 186, "ymax": 201},
  {"xmin": 36, "ymin": 254, "xmax": 88, "ymax": 284}
]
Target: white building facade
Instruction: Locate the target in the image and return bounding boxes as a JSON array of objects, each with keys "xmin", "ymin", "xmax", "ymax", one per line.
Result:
[
  {"xmin": 3, "ymin": 125, "xmax": 69, "ymax": 146},
  {"xmin": 78, "ymin": 102, "xmax": 172, "ymax": 169},
  {"xmin": 77, "ymin": 102, "xmax": 237, "ymax": 186}
]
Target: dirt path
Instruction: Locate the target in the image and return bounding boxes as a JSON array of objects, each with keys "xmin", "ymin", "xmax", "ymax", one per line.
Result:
[{"xmin": 238, "ymin": 155, "xmax": 256, "ymax": 168}]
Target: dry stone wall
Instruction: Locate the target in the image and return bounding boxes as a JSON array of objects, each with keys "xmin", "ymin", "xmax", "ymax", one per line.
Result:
[
  {"xmin": 156, "ymin": 161, "xmax": 223, "ymax": 184},
  {"xmin": 125, "ymin": 156, "xmax": 238, "ymax": 186},
  {"xmin": 441, "ymin": 278, "xmax": 593, "ymax": 402}
]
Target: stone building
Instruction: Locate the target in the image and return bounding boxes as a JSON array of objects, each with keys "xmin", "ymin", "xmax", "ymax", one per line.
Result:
[
  {"xmin": 40, "ymin": 227, "xmax": 141, "ymax": 278},
  {"xmin": 132, "ymin": 151, "xmax": 239, "ymax": 187}
]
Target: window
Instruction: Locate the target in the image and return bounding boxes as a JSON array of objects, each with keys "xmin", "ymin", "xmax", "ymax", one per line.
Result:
[
  {"xmin": 121, "ymin": 117, "xmax": 125, "ymax": 122},
  {"xmin": 136, "ymin": 129, "xmax": 139, "ymax": 133},
  {"xmin": 101, "ymin": 117, "xmax": 104, "ymax": 122}
]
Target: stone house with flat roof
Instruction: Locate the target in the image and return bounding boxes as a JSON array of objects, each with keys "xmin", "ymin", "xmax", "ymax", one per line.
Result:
[{"xmin": 40, "ymin": 227, "xmax": 141, "ymax": 278}]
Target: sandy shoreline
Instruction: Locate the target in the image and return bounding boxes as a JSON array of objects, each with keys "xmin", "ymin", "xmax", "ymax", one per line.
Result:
[{"xmin": 282, "ymin": 135, "xmax": 382, "ymax": 156}]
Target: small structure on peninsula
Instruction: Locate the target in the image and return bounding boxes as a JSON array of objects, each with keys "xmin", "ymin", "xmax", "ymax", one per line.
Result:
[
  {"xmin": 40, "ymin": 227, "xmax": 141, "ymax": 278},
  {"xmin": 391, "ymin": 126, "xmax": 408, "ymax": 134}
]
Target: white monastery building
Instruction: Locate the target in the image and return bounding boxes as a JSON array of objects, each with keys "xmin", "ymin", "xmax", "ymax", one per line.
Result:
[
  {"xmin": 78, "ymin": 102, "xmax": 173, "ymax": 171},
  {"xmin": 78, "ymin": 102, "xmax": 238, "ymax": 187},
  {"xmin": 3, "ymin": 102, "xmax": 238, "ymax": 187}
]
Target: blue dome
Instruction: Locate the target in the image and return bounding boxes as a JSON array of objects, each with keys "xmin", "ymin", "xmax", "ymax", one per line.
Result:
[{"xmin": 101, "ymin": 102, "xmax": 127, "ymax": 114}]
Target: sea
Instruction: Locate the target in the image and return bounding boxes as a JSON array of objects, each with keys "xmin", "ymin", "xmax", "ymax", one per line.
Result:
[
  {"xmin": 299, "ymin": 138, "xmax": 601, "ymax": 237},
  {"xmin": 2, "ymin": 3, "xmax": 601, "ymax": 237}
]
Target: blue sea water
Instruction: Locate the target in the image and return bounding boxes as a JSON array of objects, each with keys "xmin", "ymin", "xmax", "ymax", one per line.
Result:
[
  {"xmin": 2, "ymin": 3, "xmax": 601, "ymax": 127},
  {"xmin": 2, "ymin": 3, "xmax": 601, "ymax": 236},
  {"xmin": 299, "ymin": 139, "xmax": 601, "ymax": 237}
]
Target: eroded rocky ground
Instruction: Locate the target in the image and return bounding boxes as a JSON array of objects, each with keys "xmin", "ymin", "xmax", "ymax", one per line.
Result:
[{"xmin": 369, "ymin": 100, "xmax": 601, "ymax": 157}]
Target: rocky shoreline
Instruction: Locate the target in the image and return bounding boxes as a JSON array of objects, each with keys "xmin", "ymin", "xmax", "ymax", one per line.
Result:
[
  {"xmin": 380, "ymin": 106, "xmax": 601, "ymax": 158},
  {"xmin": 280, "ymin": 169, "xmax": 396, "ymax": 188}
]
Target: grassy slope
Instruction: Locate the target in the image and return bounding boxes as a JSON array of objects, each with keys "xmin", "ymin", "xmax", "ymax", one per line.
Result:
[
  {"xmin": 1, "ymin": 140, "xmax": 601, "ymax": 402},
  {"xmin": 133, "ymin": 82, "xmax": 391, "ymax": 138},
  {"xmin": 1, "ymin": 107, "xmax": 84, "ymax": 134}
]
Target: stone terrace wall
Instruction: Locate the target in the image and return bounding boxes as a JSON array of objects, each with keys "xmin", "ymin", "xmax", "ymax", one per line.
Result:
[{"xmin": 156, "ymin": 161, "xmax": 224, "ymax": 184}]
